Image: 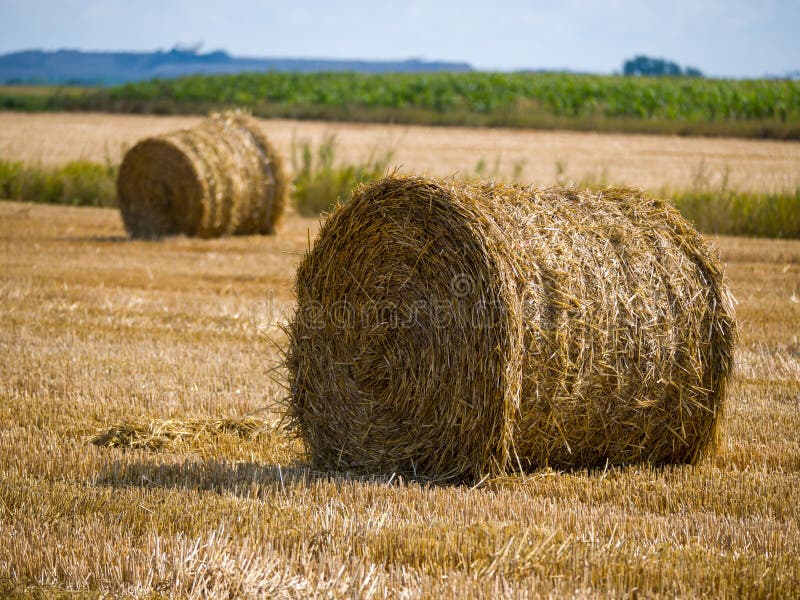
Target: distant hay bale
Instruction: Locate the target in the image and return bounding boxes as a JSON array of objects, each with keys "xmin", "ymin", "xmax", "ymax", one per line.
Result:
[
  {"xmin": 286, "ymin": 176, "xmax": 736, "ymax": 482},
  {"xmin": 117, "ymin": 111, "xmax": 287, "ymax": 238}
]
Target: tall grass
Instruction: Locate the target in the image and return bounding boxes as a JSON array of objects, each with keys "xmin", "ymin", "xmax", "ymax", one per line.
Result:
[
  {"xmin": 0, "ymin": 158, "xmax": 117, "ymax": 207},
  {"xmin": 291, "ymin": 134, "xmax": 395, "ymax": 216},
  {"xmin": 671, "ymin": 188, "xmax": 800, "ymax": 238}
]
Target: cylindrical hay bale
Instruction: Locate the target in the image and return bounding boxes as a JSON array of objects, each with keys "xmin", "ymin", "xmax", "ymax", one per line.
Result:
[
  {"xmin": 117, "ymin": 111, "xmax": 287, "ymax": 238},
  {"xmin": 286, "ymin": 176, "xmax": 736, "ymax": 482}
]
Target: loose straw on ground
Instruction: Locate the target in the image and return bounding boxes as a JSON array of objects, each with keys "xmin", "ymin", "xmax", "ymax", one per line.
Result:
[{"xmin": 91, "ymin": 418, "xmax": 267, "ymax": 451}]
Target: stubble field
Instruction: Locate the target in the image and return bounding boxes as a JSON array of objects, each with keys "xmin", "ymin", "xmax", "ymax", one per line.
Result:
[
  {"xmin": 1, "ymin": 114, "xmax": 799, "ymax": 597},
  {"xmin": 2, "ymin": 111, "xmax": 799, "ymax": 193}
]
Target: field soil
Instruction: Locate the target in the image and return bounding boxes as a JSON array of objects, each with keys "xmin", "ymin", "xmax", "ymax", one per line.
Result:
[
  {"xmin": 1, "ymin": 111, "xmax": 799, "ymax": 193},
  {"xmin": 1, "ymin": 200, "xmax": 799, "ymax": 597}
]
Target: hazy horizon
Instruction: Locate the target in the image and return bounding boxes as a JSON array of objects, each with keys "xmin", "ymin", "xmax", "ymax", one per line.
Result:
[{"xmin": 1, "ymin": 1, "xmax": 798, "ymax": 78}]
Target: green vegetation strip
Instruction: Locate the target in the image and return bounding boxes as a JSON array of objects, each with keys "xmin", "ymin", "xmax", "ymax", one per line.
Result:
[
  {"xmin": 0, "ymin": 159, "xmax": 117, "ymax": 208},
  {"xmin": 1, "ymin": 156, "xmax": 798, "ymax": 239},
  {"xmin": 2, "ymin": 71, "xmax": 799, "ymax": 139}
]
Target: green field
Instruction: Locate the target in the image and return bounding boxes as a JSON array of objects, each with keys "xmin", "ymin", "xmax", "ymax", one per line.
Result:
[{"xmin": 2, "ymin": 71, "xmax": 799, "ymax": 138}]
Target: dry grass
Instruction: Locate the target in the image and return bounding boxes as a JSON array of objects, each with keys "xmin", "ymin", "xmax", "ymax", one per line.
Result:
[
  {"xmin": 1, "ymin": 200, "xmax": 798, "ymax": 597},
  {"xmin": 1, "ymin": 111, "xmax": 799, "ymax": 194}
]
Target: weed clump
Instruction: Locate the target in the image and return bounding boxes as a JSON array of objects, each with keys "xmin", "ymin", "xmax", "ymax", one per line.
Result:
[{"xmin": 291, "ymin": 133, "xmax": 394, "ymax": 216}]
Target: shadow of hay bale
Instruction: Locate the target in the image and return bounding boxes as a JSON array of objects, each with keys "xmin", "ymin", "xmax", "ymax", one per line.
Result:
[
  {"xmin": 93, "ymin": 458, "xmax": 419, "ymax": 496},
  {"xmin": 285, "ymin": 176, "xmax": 737, "ymax": 483},
  {"xmin": 95, "ymin": 458, "xmax": 310, "ymax": 492},
  {"xmin": 116, "ymin": 111, "xmax": 288, "ymax": 239}
]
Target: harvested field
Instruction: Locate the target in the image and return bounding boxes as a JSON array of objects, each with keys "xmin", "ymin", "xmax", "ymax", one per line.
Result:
[
  {"xmin": 1, "ymin": 111, "xmax": 799, "ymax": 193},
  {"xmin": 1, "ymin": 200, "xmax": 798, "ymax": 597}
]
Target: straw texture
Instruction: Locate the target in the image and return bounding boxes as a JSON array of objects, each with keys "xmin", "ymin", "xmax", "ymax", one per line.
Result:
[
  {"xmin": 117, "ymin": 111, "xmax": 287, "ymax": 238},
  {"xmin": 91, "ymin": 418, "xmax": 266, "ymax": 451},
  {"xmin": 286, "ymin": 176, "xmax": 736, "ymax": 482}
]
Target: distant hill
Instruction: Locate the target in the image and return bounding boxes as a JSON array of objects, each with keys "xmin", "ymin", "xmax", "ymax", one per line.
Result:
[{"xmin": 0, "ymin": 48, "xmax": 473, "ymax": 85}]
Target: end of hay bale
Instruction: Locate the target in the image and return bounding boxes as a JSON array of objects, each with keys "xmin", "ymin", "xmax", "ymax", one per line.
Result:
[
  {"xmin": 117, "ymin": 138, "xmax": 204, "ymax": 239},
  {"xmin": 285, "ymin": 176, "xmax": 736, "ymax": 482}
]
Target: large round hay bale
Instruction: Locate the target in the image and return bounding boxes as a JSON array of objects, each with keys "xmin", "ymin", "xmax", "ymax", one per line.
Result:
[
  {"xmin": 286, "ymin": 176, "xmax": 736, "ymax": 482},
  {"xmin": 117, "ymin": 111, "xmax": 287, "ymax": 238}
]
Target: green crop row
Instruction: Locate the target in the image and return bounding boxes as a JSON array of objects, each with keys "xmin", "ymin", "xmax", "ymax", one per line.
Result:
[
  {"xmin": 90, "ymin": 72, "xmax": 800, "ymax": 122},
  {"xmin": 3, "ymin": 72, "xmax": 799, "ymax": 139}
]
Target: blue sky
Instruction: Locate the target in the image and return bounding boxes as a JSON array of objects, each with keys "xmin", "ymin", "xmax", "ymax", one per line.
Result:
[{"xmin": 0, "ymin": 1, "xmax": 798, "ymax": 77}]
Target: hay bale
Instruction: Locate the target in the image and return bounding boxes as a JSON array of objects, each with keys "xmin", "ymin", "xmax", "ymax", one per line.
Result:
[
  {"xmin": 286, "ymin": 176, "xmax": 736, "ymax": 481},
  {"xmin": 117, "ymin": 111, "xmax": 287, "ymax": 238}
]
